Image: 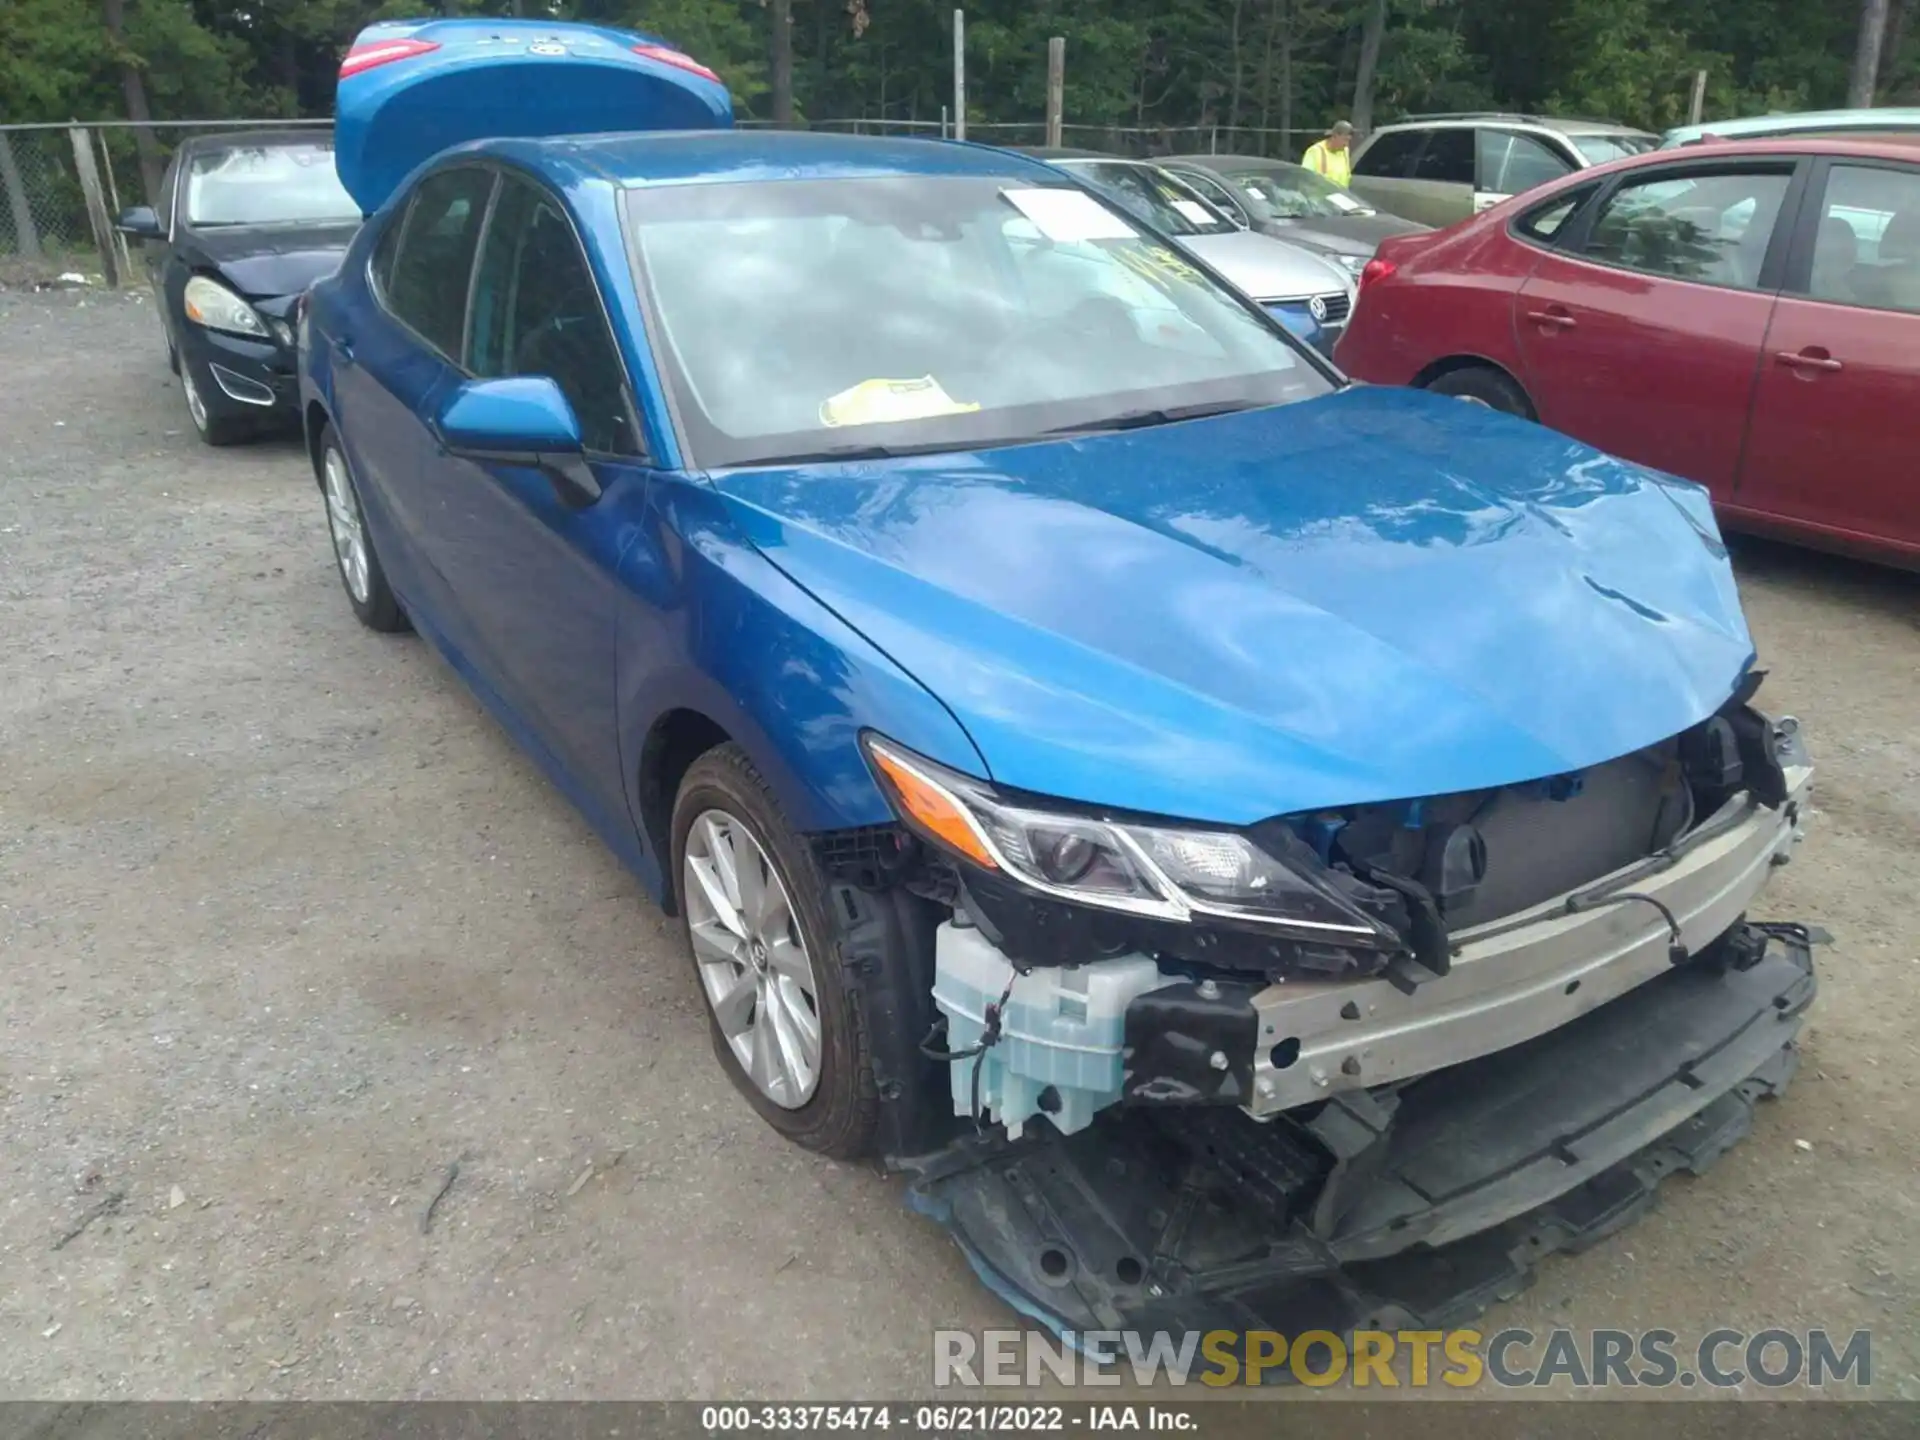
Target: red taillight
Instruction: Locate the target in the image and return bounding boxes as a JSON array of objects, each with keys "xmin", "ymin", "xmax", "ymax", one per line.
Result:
[
  {"xmin": 339, "ymin": 38, "xmax": 441, "ymax": 79},
  {"xmin": 1359, "ymin": 257, "xmax": 1398, "ymax": 290},
  {"xmin": 632, "ymin": 43, "xmax": 720, "ymax": 83}
]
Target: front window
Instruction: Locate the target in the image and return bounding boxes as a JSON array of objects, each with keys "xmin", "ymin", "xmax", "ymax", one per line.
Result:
[
  {"xmin": 1224, "ymin": 165, "xmax": 1375, "ymax": 220},
  {"xmin": 185, "ymin": 142, "xmax": 359, "ymax": 227},
  {"xmin": 1054, "ymin": 162, "xmax": 1239, "ymax": 237},
  {"xmin": 626, "ymin": 176, "xmax": 1332, "ymax": 469},
  {"xmin": 1570, "ymin": 133, "xmax": 1658, "ymax": 166}
]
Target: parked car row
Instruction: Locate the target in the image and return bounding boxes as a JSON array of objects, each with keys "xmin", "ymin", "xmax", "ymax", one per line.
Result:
[
  {"xmin": 112, "ymin": 22, "xmax": 1830, "ymax": 1342},
  {"xmin": 1335, "ymin": 131, "xmax": 1920, "ymax": 567}
]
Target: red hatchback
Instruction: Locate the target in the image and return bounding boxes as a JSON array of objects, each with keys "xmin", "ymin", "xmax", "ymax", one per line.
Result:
[{"xmin": 1336, "ymin": 135, "xmax": 1920, "ymax": 567}]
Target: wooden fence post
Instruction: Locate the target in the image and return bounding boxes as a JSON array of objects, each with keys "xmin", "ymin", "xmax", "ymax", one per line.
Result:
[
  {"xmin": 69, "ymin": 125, "xmax": 121, "ymax": 288},
  {"xmin": 1045, "ymin": 38, "xmax": 1065, "ymax": 148}
]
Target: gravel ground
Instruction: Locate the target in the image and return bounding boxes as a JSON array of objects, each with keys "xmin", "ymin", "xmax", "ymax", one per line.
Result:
[{"xmin": 1, "ymin": 288, "xmax": 1916, "ymax": 1401}]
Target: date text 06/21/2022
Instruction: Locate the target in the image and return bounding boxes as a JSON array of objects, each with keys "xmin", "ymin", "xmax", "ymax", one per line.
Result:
[{"xmin": 699, "ymin": 1406, "xmax": 1193, "ymax": 1431}]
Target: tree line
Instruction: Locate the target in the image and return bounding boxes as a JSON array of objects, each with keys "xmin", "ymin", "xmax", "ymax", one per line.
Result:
[{"xmin": 3, "ymin": 0, "xmax": 1914, "ymax": 154}]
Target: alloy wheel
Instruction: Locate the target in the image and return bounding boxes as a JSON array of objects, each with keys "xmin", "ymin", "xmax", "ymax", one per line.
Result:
[
  {"xmin": 683, "ymin": 808, "xmax": 823, "ymax": 1108},
  {"xmin": 181, "ymin": 366, "xmax": 209, "ymax": 433},
  {"xmin": 323, "ymin": 447, "xmax": 371, "ymax": 604}
]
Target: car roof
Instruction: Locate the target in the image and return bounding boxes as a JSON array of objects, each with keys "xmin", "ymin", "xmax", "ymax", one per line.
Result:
[
  {"xmin": 459, "ymin": 129, "xmax": 1070, "ymax": 190},
  {"xmin": 1169, "ymin": 154, "xmax": 1304, "ymax": 173},
  {"xmin": 1370, "ymin": 113, "xmax": 1654, "ymax": 139},
  {"xmin": 1010, "ymin": 146, "xmax": 1123, "ymax": 161},
  {"xmin": 1662, "ymin": 106, "xmax": 1920, "ymax": 147},
  {"xmin": 1601, "ymin": 131, "xmax": 1920, "ymax": 166}
]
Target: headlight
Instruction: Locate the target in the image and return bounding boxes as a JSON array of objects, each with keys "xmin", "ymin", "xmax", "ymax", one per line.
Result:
[
  {"xmin": 183, "ymin": 276, "xmax": 269, "ymax": 340},
  {"xmin": 1336, "ymin": 253, "xmax": 1368, "ymax": 276},
  {"xmin": 863, "ymin": 735, "xmax": 1395, "ymax": 944}
]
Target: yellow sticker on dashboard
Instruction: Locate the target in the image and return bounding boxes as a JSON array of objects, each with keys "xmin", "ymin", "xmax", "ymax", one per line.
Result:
[
  {"xmin": 1112, "ymin": 245, "xmax": 1202, "ymax": 291},
  {"xmin": 820, "ymin": 376, "xmax": 981, "ymax": 428}
]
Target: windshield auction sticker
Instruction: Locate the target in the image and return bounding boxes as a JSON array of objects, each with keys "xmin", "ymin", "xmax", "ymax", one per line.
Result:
[{"xmin": 1002, "ymin": 187, "xmax": 1137, "ymax": 244}]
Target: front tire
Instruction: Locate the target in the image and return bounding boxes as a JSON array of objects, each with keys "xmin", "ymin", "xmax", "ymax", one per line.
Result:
[
  {"xmin": 672, "ymin": 744, "xmax": 879, "ymax": 1159},
  {"xmin": 1424, "ymin": 363, "xmax": 1535, "ymax": 419},
  {"xmin": 318, "ymin": 424, "xmax": 407, "ymax": 633},
  {"xmin": 180, "ymin": 360, "xmax": 252, "ymax": 446}
]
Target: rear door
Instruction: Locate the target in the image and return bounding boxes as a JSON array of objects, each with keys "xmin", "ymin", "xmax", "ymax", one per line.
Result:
[
  {"xmin": 1349, "ymin": 128, "xmax": 1427, "ymax": 221},
  {"xmin": 1733, "ymin": 157, "xmax": 1920, "ymax": 559},
  {"xmin": 1511, "ymin": 158, "xmax": 1803, "ymax": 498},
  {"xmin": 333, "ymin": 164, "xmax": 497, "ymax": 640},
  {"xmin": 1394, "ymin": 128, "xmax": 1477, "ymax": 227}
]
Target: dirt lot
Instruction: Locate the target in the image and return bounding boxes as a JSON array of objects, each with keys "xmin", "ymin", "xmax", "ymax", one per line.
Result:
[{"xmin": 1, "ymin": 287, "xmax": 1916, "ymax": 1401}]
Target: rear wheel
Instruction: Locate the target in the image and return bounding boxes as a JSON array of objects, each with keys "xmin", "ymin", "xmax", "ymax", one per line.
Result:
[
  {"xmin": 319, "ymin": 424, "xmax": 407, "ymax": 633},
  {"xmin": 672, "ymin": 744, "xmax": 879, "ymax": 1159},
  {"xmin": 1424, "ymin": 364, "xmax": 1535, "ymax": 419}
]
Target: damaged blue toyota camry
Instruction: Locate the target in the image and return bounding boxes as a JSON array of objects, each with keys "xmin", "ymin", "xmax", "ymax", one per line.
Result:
[{"xmin": 301, "ymin": 19, "xmax": 1819, "ymax": 1346}]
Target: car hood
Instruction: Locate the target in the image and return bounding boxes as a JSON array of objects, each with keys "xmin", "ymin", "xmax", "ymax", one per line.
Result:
[
  {"xmin": 186, "ymin": 222, "xmax": 358, "ymax": 299},
  {"xmin": 1180, "ymin": 229, "xmax": 1352, "ymax": 303},
  {"xmin": 711, "ymin": 386, "xmax": 1753, "ymax": 825},
  {"xmin": 1263, "ymin": 211, "xmax": 1430, "ymax": 253}
]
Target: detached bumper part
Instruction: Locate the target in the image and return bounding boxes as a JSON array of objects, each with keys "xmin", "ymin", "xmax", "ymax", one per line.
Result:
[{"xmin": 908, "ymin": 924, "xmax": 1817, "ymax": 1343}]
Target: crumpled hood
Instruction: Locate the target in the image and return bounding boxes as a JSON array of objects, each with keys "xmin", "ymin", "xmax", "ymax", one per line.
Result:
[
  {"xmin": 188, "ymin": 222, "xmax": 358, "ymax": 299},
  {"xmin": 713, "ymin": 386, "xmax": 1753, "ymax": 825}
]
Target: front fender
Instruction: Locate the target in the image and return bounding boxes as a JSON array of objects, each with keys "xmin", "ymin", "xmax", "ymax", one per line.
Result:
[{"xmin": 617, "ymin": 479, "xmax": 987, "ymax": 874}]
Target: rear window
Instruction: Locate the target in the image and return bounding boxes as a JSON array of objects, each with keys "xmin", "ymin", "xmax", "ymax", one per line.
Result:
[
  {"xmin": 1513, "ymin": 185, "xmax": 1595, "ymax": 245},
  {"xmin": 1354, "ymin": 129, "xmax": 1422, "ymax": 178},
  {"xmin": 1411, "ymin": 129, "xmax": 1475, "ymax": 185},
  {"xmin": 1571, "ymin": 134, "xmax": 1658, "ymax": 165}
]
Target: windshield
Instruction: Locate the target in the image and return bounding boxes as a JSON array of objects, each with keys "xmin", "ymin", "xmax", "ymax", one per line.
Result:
[
  {"xmin": 626, "ymin": 176, "xmax": 1332, "ymax": 469},
  {"xmin": 1571, "ymin": 134, "xmax": 1659, "ymax": 165},
  {"xmin": 1053, "ymin": 161, "xmax": 1239, "ymax": 237},
  {"xmin": 186, "ymin": 143, "xmax": 358, "ymax": 227},
  {"xmin": 1222, "ymin": 164, "xmax": 1375, "ymax": 220}
]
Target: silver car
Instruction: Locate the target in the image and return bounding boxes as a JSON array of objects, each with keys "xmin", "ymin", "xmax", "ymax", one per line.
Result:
[{"xmin": 1027, "ymin": 151, "xmax": 1358, "ymax": 351}]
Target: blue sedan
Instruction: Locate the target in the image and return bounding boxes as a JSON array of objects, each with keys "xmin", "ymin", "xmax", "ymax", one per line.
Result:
[{"xmin": 302, "ymin": 19, "xmax": 1818, "ymax": 1338}]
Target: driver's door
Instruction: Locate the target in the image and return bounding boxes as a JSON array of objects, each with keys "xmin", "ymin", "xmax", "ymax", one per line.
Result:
[{"xmin": 422, "ymin": 170, "xmax": 645, "ymax": 818}]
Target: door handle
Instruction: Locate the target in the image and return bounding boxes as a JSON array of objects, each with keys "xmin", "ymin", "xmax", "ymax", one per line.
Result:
[
  {"xmin": 1775, "ymin": 348, "xmax": 1841, "ymax": 373},
  {"xmin": 1525, "ymin": 308, "xmax": 1577, "ymax": 329},
  {"xmin": 335, "ymin": 337, "xmax": 356, "ymax": 367}
]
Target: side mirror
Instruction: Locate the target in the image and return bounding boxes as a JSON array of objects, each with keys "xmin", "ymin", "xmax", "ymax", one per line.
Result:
[
  {"xmin": 434, "ymin": 376, "xmax": 600, "ymax": 508},
  {"xmin": 115, "ymin": 205, "xmax": 162, "ymax": 240}
]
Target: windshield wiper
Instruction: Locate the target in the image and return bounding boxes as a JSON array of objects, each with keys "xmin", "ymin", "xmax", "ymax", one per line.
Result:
[
  {"xmin": 754, "ymin": 438, "xmax": 987, "ymax": 466},
  {"xmin": 1044, "ymin": 399, "xmax": 1260, "ymax": 435}
]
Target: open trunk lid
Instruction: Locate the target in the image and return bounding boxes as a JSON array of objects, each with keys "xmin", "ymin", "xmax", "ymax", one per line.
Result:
[{"xmin": 333, "ymin": 17, "xmax": 733, "ymax": 215}]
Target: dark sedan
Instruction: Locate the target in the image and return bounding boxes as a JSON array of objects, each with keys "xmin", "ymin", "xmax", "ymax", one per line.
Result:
[
  {"xmin": 1164, "ymin": 154, "xmax": 1429, "ymax": 278},
  {"xmin": 115, "ymin": 130, "xmax": 359, "ymax": 445}
]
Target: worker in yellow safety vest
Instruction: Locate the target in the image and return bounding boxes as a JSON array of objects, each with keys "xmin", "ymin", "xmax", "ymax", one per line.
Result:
[{"xmin": 1302, "ymin": 121, "xmax": 1354, "ymax": 186}]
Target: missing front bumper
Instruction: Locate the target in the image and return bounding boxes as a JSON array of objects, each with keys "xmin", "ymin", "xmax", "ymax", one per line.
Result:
[
  {"xmin": 1246, "ymin": 763, "xmax": 1810, "ymax": 1115},
  {"xmin": 907, "ymin": 923, "xmax": 1816, "ymax": 1343}
]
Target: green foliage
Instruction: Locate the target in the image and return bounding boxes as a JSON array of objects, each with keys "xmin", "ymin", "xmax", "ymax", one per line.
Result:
[{"xmin": 0, "ymin": 0, "xmax": 1893, "ymax": 143}]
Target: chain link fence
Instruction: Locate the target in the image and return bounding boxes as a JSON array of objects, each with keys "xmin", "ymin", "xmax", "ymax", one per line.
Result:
[
  {"xmin": 0, "ymin": 120, "xmax": 328, "ymax": 285},
  {"xmin": 2, "ymin": 115, "xmax": 1310, "ymax": 284},
  {"xmin": 753, "ymin": 117, "xmax": 1311, "ymax": 160}
]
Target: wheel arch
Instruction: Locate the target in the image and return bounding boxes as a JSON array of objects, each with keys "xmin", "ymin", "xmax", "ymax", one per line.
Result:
[
  {"xmin": 303, "ymin": 399, "xmax": 332, "ymax": 486},
  {"xmin": 636, "ymin": 706, "xmax": 734, "ymax": 912},
  {"xmin": 1410, "ymin": 354, "xmax": 1538, "ymax": 419}
]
